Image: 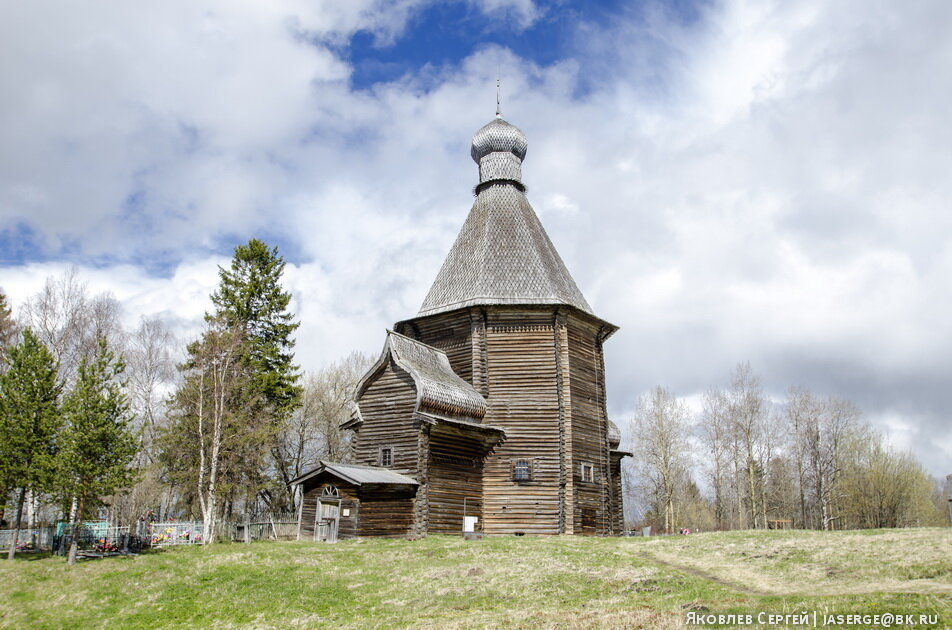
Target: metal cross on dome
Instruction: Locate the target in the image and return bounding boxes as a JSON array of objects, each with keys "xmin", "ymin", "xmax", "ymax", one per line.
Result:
[{"xmin": 496, "ymin": 78, "xmax": 502, "ymax": 118}]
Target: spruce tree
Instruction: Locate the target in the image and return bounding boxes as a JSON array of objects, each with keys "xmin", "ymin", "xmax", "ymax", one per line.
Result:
[
  {"xmin": 210, "ymin": 239, "xmax": 302, "ymax": 417},
  {"xmin": 207, "ymin": 239, "xmax": 302, "ymax": 511},
  {"xmin": 0, "ymin": 289, "xmax": 16, "ymax": 363},
  {"xmin": 58, "ymin": 338, "xmax": 137, "ymax": 564},
  {"xmin": 0, "ymin": 329, "xmax": 61, "ymax": 559}
]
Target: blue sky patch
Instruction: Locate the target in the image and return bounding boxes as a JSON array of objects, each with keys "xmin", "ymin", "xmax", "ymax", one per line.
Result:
[{"xmin": 344, "ymin": 0, "xmax": 705, "ymax": 91}]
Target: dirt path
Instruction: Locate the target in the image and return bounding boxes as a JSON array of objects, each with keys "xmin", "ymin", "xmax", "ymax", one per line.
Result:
[
  {"xmin": 636, "ymin": 550, "xmax": 952, "ymax": 598},
  {"xmin": 638, "ymin": 551, "xmax": 771, "ymax": 598}
]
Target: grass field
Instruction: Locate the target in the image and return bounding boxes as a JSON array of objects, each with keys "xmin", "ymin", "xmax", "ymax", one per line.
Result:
[{"xmin": 0, "ymin": 528, "xmax": 949, "ymax": 628}]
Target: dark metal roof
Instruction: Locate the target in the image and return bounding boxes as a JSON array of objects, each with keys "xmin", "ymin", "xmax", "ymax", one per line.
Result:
[{"xmin": 289, "ymin": 461, "xmax": 419, "ymax": 487}]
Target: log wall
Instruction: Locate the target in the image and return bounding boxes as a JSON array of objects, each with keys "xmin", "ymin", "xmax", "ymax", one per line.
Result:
[
  {"xmin": 480, "ymin": 309, "xmax": 562, "ymax": 535},
  {"xmin": 355, "ymin": 360, "xmax": 420, "ymax": 473},
  {"xmin": 298, "ymin": 480, "xmax": 359, "ymax": 540},
  {"xmin": 609, "ymin": 454, "xmax": 625, "ymax": 535},
  {"xmin": 567, "ymin": 315, "xmax": 611, "ymax": 536},
  {"xmin": 427, "ymin": 425, "xmax": 485, "ymax": 534},
  {"xmin": 357, "ymin": 487, "xmax": 416, "ymax": 538},
  {"xmin": 395, "ymin": 304, "xmax": 625, "ymax": 537},
  {"xmin": 396, "ymin": 309, "xmax": 473, "ymax": 383}
]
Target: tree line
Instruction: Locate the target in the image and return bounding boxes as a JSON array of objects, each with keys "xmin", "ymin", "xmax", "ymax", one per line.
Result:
[
  {"xmin": 627, "ymin": 364, "xmax": 950, "ymax": 533},
  {"xmin": 0, "ymin": 240, "xmax": 370, "ymax": 557},
  {"xmin": 3, "ymin": 240, "xmax": 948, "ymax": 558}
]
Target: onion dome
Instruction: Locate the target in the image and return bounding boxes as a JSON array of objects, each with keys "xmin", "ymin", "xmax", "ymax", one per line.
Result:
[
  {"xmin": 471, "ymin": 117, "xmax": 528, "ymax": 186},
  {"xmin": 607, "ymin": 419, "xmax": 622, "ymax": 450},
  {"xmin": 415, "ymin": 111, "xmax": 599, "ymax": 318}
]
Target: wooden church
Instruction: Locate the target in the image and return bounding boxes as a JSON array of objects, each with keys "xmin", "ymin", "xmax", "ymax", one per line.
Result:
[{"xmin": 292, "ymin": 106, "xmax": 629, "ymax": 540}]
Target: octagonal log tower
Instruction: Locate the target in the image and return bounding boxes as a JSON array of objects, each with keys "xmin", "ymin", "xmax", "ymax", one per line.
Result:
[{"xmin": 394, "ymin": 113, "xmax": 628, "ymax": 536}]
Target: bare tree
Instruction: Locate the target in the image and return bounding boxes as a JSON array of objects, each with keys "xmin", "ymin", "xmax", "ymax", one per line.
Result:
[
  {"xmin": 784, "ymin": 387, "xmax": 818, "ymax": 527},
  {"xmin": 270, "ymin": 351, "xmax": 372, "ymax": 511},
  {"xmin": 724, "ymin": 363, "xmax": 771, "ymax": 529},
  {"xmin": 795, "ymin": 396, "xmax": 859, "ymax": 530},
  {"xmin": 108, "ymin": 316, "xmax": 178, "ymax": 526},
  {"xmin": 630, "ymin": 386, "xmax": 691, "ymax": 533},
  {"xmin": 841, "ymin": 437, "xmax": 939, "ymax": 528},
  {"xmin": 18, "ymin": 268, "xmax": 124, "ymax": 387},
  {"xmin": 0, "ymin": 288, "xmax": 17, "ymax": 363},
  {"xmin": 700, "ymin": 388, "xmax": 733, "ymax": 529},
  {"xmin": 126, "ymin": 316, "xmax": 177, "ymax": 460}
]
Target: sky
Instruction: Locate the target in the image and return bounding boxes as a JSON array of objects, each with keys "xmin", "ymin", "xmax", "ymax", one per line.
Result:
[{"xmin": 1, "ymin": 0, "xmax": 951, "ymax": 477}]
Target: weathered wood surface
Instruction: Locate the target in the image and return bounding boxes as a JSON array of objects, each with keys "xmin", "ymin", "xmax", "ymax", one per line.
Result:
[
  {"xmin": 353, "ymin": 301, "xmax": 627, "ymax": 539},
  {"xmin": 404, "ymin": 305, "xmax": 622, "ymax": 537},
  {"xmin": 610, "ymin": 454, "xmax": 625, "ymax": 534},
  {"xmin": 354, "ymin": 361, "xmax": 419, "ymax": 473},
  {"xmin": 358, "ymin": 487, "xmax": 416, "ymax": 538},
  {"xmin": 299, "ymin": 481, "xmax": 359, "ymax": 540},
  {"xmin": 567, "ymin": 316, "xmax": 610, "ymax": 535},
  {"xmin": 427, "ymin": 426, "xmax": 485, "ymax": 534}
]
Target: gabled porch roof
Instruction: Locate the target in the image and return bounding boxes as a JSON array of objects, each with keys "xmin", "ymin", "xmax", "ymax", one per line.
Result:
[{"xmin": 289, "ymin": 461, "xmax": 419, "ymax": 488}]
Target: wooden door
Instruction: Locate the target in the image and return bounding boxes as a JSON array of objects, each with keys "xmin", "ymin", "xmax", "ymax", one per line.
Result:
[{"xmin": 316, "ymin": 500, "xmax": 340, "ymax": 543}]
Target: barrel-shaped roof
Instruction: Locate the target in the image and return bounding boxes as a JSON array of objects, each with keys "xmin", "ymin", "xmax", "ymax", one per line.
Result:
[{"xmin": 355, "ymin": 331, "xmax": 487, "ymax": 422}]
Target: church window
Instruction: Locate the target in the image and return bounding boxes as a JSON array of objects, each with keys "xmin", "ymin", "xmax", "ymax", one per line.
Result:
[
  {"xmin": 512, "ymin": 459, "xmax": 532, "ymax": 481},
  {"xmin": 379, "ymin": 447, "xmax": 393, "ymax": 467},
  {"xmin": 580, "ymin": 462, "xmax": 595, "ymax": 483}
]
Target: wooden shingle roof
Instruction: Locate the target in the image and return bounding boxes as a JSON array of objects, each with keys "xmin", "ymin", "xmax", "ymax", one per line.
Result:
[
  {"xmin": 354, "ymin": 331, "xmax": 487, "ymax": 423},
  {"xmin": 418, "ymin": 118, "xmax": 593, "ymax": 318}
]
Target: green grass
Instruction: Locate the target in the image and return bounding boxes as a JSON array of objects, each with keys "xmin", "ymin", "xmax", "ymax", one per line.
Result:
[{"xmin": 0, "ymin": 529, "xmax": 950, "ymax": 628}]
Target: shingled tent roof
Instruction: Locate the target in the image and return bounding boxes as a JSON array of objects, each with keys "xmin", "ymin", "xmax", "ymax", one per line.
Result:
[{"xmin": 417, "ymin": 116, "xmax": 594, "ymax": 318}]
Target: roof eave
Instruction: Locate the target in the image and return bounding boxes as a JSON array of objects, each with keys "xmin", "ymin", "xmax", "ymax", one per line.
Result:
[{"xmin": 398, "ymin": 303, "xmax": 618, "ymax": 337}]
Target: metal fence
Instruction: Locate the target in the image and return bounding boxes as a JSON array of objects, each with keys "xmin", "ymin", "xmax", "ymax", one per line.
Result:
[
  {"xmin": 56, "ymin": 524, "xmax": 135, "ymax": 554},
  {"xmin": 0, "ymin": 527, "xmax": 55, "ymax": 551},
  {"xmin": 149, "ymin": 521, "xmax": 205, "ymax": 547},
  {"xmin": 1, "ymin": 524, "xmax": 139, "ymax": 554},
  {"xmin": 2, "ymin": 514, "xmax": 299, "ymax": 553}
]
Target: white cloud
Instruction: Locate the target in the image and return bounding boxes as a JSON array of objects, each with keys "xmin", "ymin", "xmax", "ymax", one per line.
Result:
[
  {"xmin": 2, "ymin": 0, "xmax": 952, "ymax": 475},
  {"xmin": 468, "ymin": 0, "xmax": 540, "ymax": 30}
]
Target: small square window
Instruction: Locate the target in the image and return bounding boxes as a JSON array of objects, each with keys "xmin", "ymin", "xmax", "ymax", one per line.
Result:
[
  {"xmin": 379, "ymin": 447, "xmax": 393, "ymax": 467},
  {"xmin": 512, "ymin": 459, "xmax": 532, "ymax": 481},
  {"xmin": 580, "ymin": 462, "xmax": 595, "ymax": 483}
]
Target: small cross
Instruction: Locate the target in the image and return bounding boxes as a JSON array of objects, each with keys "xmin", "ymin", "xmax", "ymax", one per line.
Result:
[{"xmin": 496, "ymin": 78, "xmax": 502, "ymax": 118}]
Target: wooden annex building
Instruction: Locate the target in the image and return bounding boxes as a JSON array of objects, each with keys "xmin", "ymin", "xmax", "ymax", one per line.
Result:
[{"xmin": 292, "ymin": 108, "xmax": 630, "ymax": 541}]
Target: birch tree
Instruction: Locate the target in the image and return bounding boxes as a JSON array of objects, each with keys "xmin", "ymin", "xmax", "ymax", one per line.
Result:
[
  {"xmin": 18, "ymin": 269, "xmax": 124, "ymax": 387},
  {"xmin": 784, "ymin": 387, "xmax": 819, "ymax": 527},
  {"xmin": 269, "ymin": 351, "xmax": 373, "ymax": 510},
  {"xmin": 109, "ymin": 316, "xmax": 177, "ymax": 525},
  {"xmin": 161, "ymin": 321, "xmax": 269, "ymax": 541},
  {"xmin": 700, "ymin": 388, "xmax": 733, "ymax": 529},
  {"xmin": 125, "ymin": 316, "xmax": 176, "ymax": 461},
  {"xmin": 725, "ymin": 363, "xmax": 770, "ymax": 529},
  {"xmin": 630, "ymin": 386, "xmax": 691, "ymax": 533}
]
